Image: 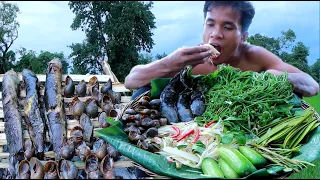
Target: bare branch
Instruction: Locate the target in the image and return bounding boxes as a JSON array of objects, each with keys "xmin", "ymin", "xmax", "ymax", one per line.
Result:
[{"xmin": 7, "ymin": 29, "xmax": 18, "ymax": 50}]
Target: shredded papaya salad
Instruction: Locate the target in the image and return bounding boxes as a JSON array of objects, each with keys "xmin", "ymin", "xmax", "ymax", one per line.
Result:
[{"xmin": 153, "ymin": 119, "xmax": 225, "ymax": 169}]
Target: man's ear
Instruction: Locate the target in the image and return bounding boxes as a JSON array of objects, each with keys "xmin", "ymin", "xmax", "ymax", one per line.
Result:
[{"xmin": 241, "ymin": 31, "xmax": 248, "ymax": 42}]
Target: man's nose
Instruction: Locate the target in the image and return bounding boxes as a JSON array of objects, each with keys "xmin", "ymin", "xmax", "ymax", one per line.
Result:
[{"xmin": 209, "ymin": 29, "xmax": 223, "ymax": 39}]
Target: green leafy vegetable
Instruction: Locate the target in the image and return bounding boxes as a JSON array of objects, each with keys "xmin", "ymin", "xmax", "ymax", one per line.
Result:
[
  {"xmin": 177, "ymin": 145, "xmax": 188, "ymax": 150},
  {"xmin": 192, "ymin": 141, "xmax": 206, "ymax": 155},
  {"xmin": 221, "ymin": 133, "xmax": 233, "ymax": 144},
  {"xmin": 197, "ymin": 64, "xmax": 296, "ymax": 133}
]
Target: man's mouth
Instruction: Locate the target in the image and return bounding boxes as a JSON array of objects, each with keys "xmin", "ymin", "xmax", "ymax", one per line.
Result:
[
  {"xmin": 209, "ymin": 44, "xmax": 221, "ymax": 60},
  {"xmin": 210, "ymin": 44, "xmax": 222, "ymax": 54}
]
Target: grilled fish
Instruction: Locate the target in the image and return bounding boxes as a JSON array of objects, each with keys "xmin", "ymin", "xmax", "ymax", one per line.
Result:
[
  {"xmin": 2, "ymin": 69, "xmax": 25, "ymax": 179},
  {"xmin": 44, "ymin": 58, "xmax": 67, "ymax": 160},
  {"xmin": 22, "ymin": 69, "xmax": 45, "ymax": 159}
]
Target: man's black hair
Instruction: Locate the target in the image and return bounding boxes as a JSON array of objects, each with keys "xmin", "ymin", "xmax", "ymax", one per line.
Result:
[{"xmin": 203, "ymin": 1, "xmax": 255, "ymax": 32}]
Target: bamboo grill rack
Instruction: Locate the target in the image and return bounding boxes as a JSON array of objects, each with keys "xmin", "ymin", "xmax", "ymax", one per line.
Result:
[
  {"xmin": 0, "ymin": 73, "xmax": 134, "ymax": 169},
  {"xmin": 118, "ymin": 90, "xmax": 320, "ymax": 179}
]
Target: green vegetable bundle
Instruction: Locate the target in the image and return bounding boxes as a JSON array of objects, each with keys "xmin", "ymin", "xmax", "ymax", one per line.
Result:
[{"xmin": 197, "ymin": 64, "xmax": 297, "ymax": 134}]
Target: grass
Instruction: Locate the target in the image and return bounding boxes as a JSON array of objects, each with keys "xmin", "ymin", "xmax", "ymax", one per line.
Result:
[
  {"xmin": 288, "ymin": 159, "xmax": 320, "ymax": 179},
  {"xmin": 303, "ymin": 93, "xmax": 320, "ymax": 113},
  {"xmin": 287, "ymin": 93, "xmax": 320, "ymax": 179}
]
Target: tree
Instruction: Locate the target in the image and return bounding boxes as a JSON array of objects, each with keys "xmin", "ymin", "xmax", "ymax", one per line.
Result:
[
  {"xmin": 310, "ymin": 59, "xmax": 320, "ymax": 83},
  {"xmin": 13, "ymin": 47, "xmax": 69, "ymax": 74},
  {"xmin": 0, "ymin": 1, "xmax": 20, "ymax": 73},
  {"xmin": 13, "ymin": 47, "xmax": 37, "ymax": 72},
  {"xmin": 155, "ymin": 52, "xmax": 168, "ymax": 60},
  {"xmin": 286, "ymin": 41, "xmax": 311, "ymax": 74},
  {"xmin": 247, "ymin": 33, "xmax": 281, "ymax": 56},
  {"xmin": 36, "ymin": 51, "xmax": 69, "ymax": 74},
  {"xmin": 247, "ymin": 29, "xmax": 311, "ymax": 74},
  {"xmin": 137, "ymin": 53, "xmax": 153, "ymax": 65},
  {"xmin": 136, "ymin": 52, "xmax": 168, "ymax": 65},
  {"xmin": 68, "ymin": 1, "xmax": 156, "ymax": 82}
]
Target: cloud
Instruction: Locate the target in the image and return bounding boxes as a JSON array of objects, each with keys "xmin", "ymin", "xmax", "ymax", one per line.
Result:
[{"xmin": 9, "ymin": 1, "xmax": 86, "ymax": 56}]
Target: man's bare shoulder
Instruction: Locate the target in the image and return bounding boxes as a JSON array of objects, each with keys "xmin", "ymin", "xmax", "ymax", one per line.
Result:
[
  {"xmin": 242, "ymin": 43, "xmax": 282, "ymax": 63},
  {"xmin": 241, "ymin": 43, "xmax": 268, "ymax": 59},
  {"xmin": 238, "ymin": 43, "xmax": 284, "ymax": 72}
]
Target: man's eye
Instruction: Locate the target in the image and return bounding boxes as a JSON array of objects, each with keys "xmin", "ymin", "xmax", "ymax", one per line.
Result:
[
  {"xmin": 224, "ymin": 27, "xmax": 233, "ymax": 30},
  {"xmin": 206, "ymin": 23, "xmax": 214, "ymax": 27}
]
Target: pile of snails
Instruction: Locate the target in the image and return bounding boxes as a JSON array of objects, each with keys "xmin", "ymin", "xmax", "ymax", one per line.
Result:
[
  {"xmin": 121, "ymin": 95, "xmax": 168, "ymax": 153},
  {"xmin": 16, "ymin": 76, "xmax": 124, "ymax": 179},
  {"xmin": 65, "ymin": 76, "xmax": 122, "ymax": 120},
  {"xmin": 19, "ymin": 133, "xmax": 120, "ymax": 179}
]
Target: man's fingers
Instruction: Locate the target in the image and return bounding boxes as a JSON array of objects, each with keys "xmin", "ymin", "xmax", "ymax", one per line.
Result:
[
  {"xmin": 186, "ymin": 50, "xmax": 212, "ymax": 62},
  {"xmin": 181, "ymin": 45, "xmax": 211, "ymax": 55}
]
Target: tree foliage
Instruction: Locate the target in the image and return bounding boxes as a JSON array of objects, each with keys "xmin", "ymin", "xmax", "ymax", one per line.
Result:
[
  {"xmin": 13, "ymin": 47, "xmax": 69, "ymax": 74},
  {"xmin": 247, "ymin": 29, "xmax": 313, "ymax": 76},
  {"xmin": 137, "ymin": 52, "xmax": 168, "ymax": 65},
  {"xmin": 0, "ymin": 1, "xmax": 20, "ymax": 73},
  {"xmin": 68, "ymin": 1, "xmax": 156, "ymax": 82},
  {"xmin": 155, "ymin": 52, "xmax": 168, "ymax": 60},
  {"xmin": 310, "ymin": 59, "xmax": 320, "ymax": 83}
]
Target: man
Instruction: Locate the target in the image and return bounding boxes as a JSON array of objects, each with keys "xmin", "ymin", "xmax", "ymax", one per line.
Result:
[{"xmin": 124, "ymin": 1, "xmax": 319, "ymax": 99}]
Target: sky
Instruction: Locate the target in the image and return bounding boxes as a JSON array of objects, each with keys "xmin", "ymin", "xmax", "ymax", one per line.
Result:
[{"xmin": 8, "ymin": 1, "xmax": 320, "ymax": 66}]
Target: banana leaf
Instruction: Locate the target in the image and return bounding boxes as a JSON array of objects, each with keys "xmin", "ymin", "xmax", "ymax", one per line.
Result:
[
  {"xmin": 150, "ymin": 78, "xmax": 171, "ymax": 99},
  {"xmin": 95, "ymin": 123, "xmax": 274, "ymax": 179},
  {"xmin": 95, "ymin": 123, "xmax": 320, "ymax": 179},
  {"xmin": 293, "ymin": 126, "xmax": 320, "ymax": 162}
]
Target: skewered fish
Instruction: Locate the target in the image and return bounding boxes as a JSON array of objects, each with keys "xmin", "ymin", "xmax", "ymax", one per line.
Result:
[
  {"xmin": 22, "ymin": 69, "xmax": 45, "ymax": 159},
  {"xmin": 2, "ymin": 69, "xmax": 25, "ymax": 179},
  {"xmin": 44, "ymin": 58, "xmax": 67, "ymax": 160}
]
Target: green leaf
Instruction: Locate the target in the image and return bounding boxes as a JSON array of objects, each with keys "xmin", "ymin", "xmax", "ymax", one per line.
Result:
[
  {"xmin": 95, "ymin": 124, "xmax": 128, "ymax": 142},
  {"xmin": 275, "ymin": 104, "xmax": 294, "ymax": 115},
  {"xmin": 266, "ymin": 165, "xmax": 284, "ymax": 175},
  {"xmin": 283, "ymin": 168, "xmax": 293, "ymax": 172},
  {"xmin": 192, "ymin": 141, "xmax": 205, "ymax": 155},
  {"xmin": 150, "ymin": 78, "xmax": 171, "ymax": 99},
  {"xmin": 235, "ymin": 134, "xmax": 246, "ymax": 145},
  {"xmin": 286, "ymin": 94, "xmax": 302, "ymax": 107},
  {"xmin": 106, "ymin": 116, "xmax": 121, "ymax": 127},
  {"xmin": 177, "ymin": 145, "xmax": 187, "ymax": 150},
  {"xmin": 238, "ymin": 130, "xmax": 245, "ymax": 136},
  {"xmin": 224, "ymin": 116, "xmax": 245, "ymax": 121},
  {"xmin": 293, "ymin": 109, "xmax": 305, "ymax": 116},
  {"xmin": 221, "ymin": 133, "xmax": 233, "ymax": 144},
  {"xmin": 293, "ymin": 126, "xmax": 320, "ymax": 162}
]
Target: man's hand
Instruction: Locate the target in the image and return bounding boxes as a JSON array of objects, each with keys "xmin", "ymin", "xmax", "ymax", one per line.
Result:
[
  {"xmin": 124, "ymin": 45, "xmax": 213, "ymax": 90},
  {"xmin": 162, "ymin": 45, "xmax": 213, "ymax": 72}
]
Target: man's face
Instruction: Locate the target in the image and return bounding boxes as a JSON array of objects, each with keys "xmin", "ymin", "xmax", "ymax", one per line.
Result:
[{"xmin": 202, "ymin": 5, "xmax": 244, "ymax": 64}]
